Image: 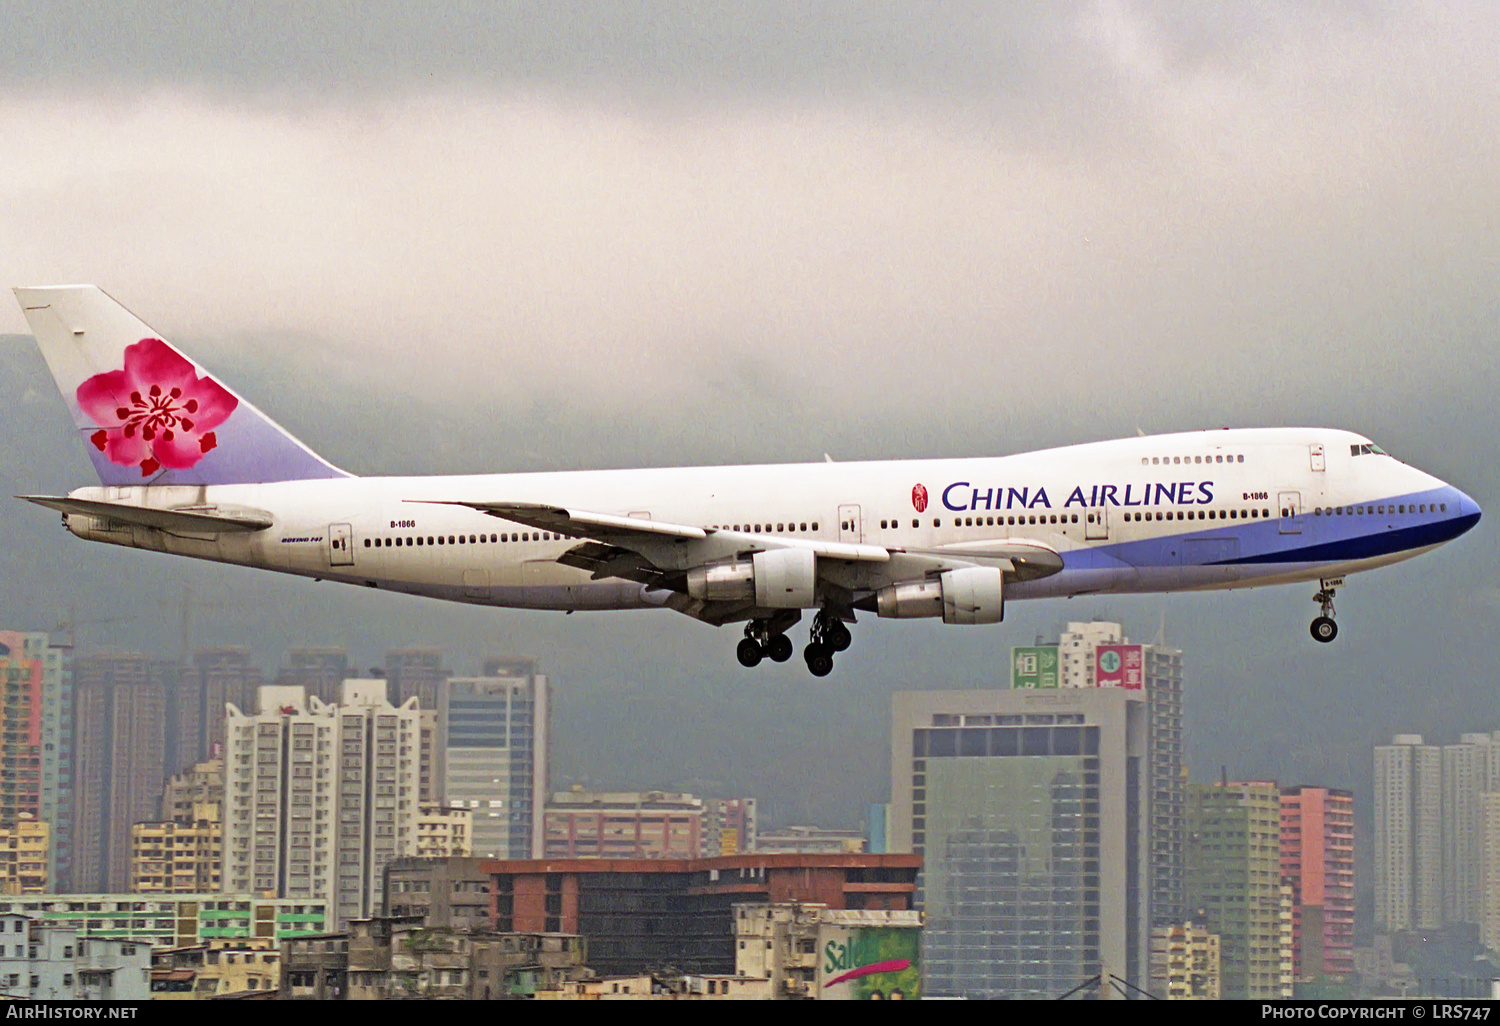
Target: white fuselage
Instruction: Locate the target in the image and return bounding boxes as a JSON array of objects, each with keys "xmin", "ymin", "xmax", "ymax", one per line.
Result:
[{"xmin": 56, "ymin": 427, "xmax": 1480, "ymax": 621}]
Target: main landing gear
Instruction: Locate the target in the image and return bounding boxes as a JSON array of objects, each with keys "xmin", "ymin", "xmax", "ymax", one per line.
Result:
[
  {"xmin": 735, "ymin": 609, "xmax": 853, "ymax": 676},
  {"xmin": 1311, "ymin": 581, "xmax": 1339, "ymax": 643},
  {"xmin": 737, "ymin": 613, "xmax": 798, "ymax": 667},
  {"xmin": 803, "ymin": 609, "xmax": 852, "ymax": 678}
]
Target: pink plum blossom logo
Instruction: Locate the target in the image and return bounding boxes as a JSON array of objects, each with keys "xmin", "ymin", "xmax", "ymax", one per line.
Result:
[{"xmin": 75, "ymin": 338, "xmax": 238, "ymax": 477}]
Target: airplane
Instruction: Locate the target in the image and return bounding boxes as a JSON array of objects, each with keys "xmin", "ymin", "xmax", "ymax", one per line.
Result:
[{"xmin": 13, "ymin": 285, "xmax": 1482, "ymax": 676}]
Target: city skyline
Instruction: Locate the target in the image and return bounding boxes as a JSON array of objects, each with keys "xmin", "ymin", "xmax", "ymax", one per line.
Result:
[{"xmin": 2, "ymin": 0, "xmax": 1498, "ymax": 844}]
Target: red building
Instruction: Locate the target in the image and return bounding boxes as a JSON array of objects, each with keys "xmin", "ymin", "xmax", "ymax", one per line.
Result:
[
  {"xmin": 477, "ymin": 853, "xmax": 921, "ymax": 976},
  {"xmin": 1280, "ymin": 786, "xmax": 1355, "ymax": 979}
]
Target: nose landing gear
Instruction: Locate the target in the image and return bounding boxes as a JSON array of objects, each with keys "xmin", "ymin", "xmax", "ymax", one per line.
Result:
[{"xmin": 1310, "ymin": 579, "xmax": 1340, "ymax": 643}]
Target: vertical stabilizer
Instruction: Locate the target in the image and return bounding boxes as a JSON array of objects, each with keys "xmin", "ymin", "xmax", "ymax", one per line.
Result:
[{"xmin": 14, "ymin": 285, "xmax": 349, "ymax": 485}]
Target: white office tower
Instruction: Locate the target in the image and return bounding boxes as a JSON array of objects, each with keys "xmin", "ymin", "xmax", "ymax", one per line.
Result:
[
  {"xmin": 441, "ymin": 664, "xmax": 549, "ymax": 859},
  {"xmin": 1375, "ymin": 735, "xmax": 1444, "ymax": 931},
  {"xmin": 891, "ymin": 687, "xmax": 1150, "ymax": 1000},
  {"xmin": 223, "ymin": 682, "xmax": 420, "ymax": 927}
]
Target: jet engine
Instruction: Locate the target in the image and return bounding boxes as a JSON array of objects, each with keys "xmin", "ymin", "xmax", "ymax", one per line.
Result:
[
  {"xmin": 686, "ymin": 548, "xmax": 817, "ymax": 608},
  {"xmin": 875, "ymin": 566, "xmax": 1004, "ymax": 624}
]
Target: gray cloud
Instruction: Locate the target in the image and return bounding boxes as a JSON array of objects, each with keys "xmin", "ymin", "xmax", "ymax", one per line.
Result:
[{"xmin": 1, "ymin": 2, "xmax": 1498, "ymax": 833}]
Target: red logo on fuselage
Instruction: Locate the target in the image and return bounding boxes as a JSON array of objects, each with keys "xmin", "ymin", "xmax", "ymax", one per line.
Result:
[{"xmin": 912, "ymin": 484, "xmax": 928, "ymax": 513}]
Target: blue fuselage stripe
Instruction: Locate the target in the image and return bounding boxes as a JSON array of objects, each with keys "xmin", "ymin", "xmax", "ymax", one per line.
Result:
[{"xmin": 1062, "ymin": 487, "xmax": 1475, "ymax": 570}]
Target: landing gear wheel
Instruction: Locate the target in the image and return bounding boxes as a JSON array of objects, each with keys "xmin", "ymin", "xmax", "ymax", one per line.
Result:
[
  {"xmin": 766, "ymin": 634, "xmax": 794, "ymax": 663},
  {"xmin": 1310, "ymin": 581, "xmax": 1340, "ymax": 644},
  {"xmin": 804, "ymin": 644, "xmax": 834, "ymax": 677},
  {"xmin": 737, "ymin": 638, "xmax": 764, "ymax": 667},
  {"xmin": 827, "ymin": 621, "xmax": 852, "ymax": 653}
]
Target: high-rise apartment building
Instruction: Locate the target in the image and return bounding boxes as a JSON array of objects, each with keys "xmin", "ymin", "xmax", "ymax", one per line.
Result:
[
  {"xmin": 1374, "ymin": 735, "xmax": 1444, "ymax": 931},
  {"xmin": 1478, "ymin": 792, "xmax": 1500, "ymax": 952},
  {"xmin": 275, "ymin": 648, "xmax": 348, "ymax": 706},
  {"xmin": 891, "ymin": 686, "xmax": 1149, "ymax": 999},
  {"xmin": 1186, "ymin": 780, "xmax": 1292, "ymax": 999},
  {"xmin": 1280, "ymin": 786, "xmax": 1355, "ymax": 980},
  {"xmin": 130, "ymin": 801, "xmax": 222, "ymax": 893},
  {"xmin": 169, "ymin": 648, "xmax": 263, "ymax": 774},
  {"xmin": 388, "ymin": 648, "xmax": 448, "ymax": 711},
  {"xmin": 0, "ymin": 631, "xmax": 71, "ymax": 890},
  {"xmin": 1149, "ymin": 920, "xmax": 1221, "ymax": 1000},
  {"xmin": 222, "ymin": 682, "xmax": 420, "ymax": 926},
  {"xmin": 0, "ymin": 816, "xmax": 50, "ymax": 894},
  {"xmin": 71, "ymin": 653, "xmax": 172, "ymax": 892},
  {"xmin": 160, "ymin": 758, "xmax": 224, "ymax": 822},
  {"xmin": 1442, "ymin": 733, "xmax": 1500, "ymax": 926},
  {"xmin": 441, "ymin": 665, "xmax": 548, "ymax": 859}
]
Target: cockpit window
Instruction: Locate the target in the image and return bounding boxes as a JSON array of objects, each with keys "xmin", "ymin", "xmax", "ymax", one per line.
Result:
[{"xmin": 1350, "ymin": 443, "xmax": 1390, "ymax": 457}]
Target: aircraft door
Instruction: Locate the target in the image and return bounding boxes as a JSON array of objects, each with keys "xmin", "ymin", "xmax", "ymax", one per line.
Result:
[
  {"xmin": 1085, "ymin": 506, "xmax": 1109, "ymax": 540},
  {"xmin": 839, "ymin": 504, "xmax": 862, "ymax": 544},
  {"xmin": 329, "ymin": 523, "xmax": 354, "ymax": 565},
  {"xmin": 1278, "ymin": 491, "xmax": 1302, "ymax": 535}
]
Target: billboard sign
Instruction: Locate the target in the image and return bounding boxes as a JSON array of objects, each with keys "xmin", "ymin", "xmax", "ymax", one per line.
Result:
[
  {"xmin": 1011, "ymin": 645, "xmax": 1060, "ymax": 689},
  {"xmin": 817, "ymin": 925, "xmax": 921, "ymax": 1000},
  {"xmin": 1096, "ymin": 644, "xmax": 1144, "ymax": 689}
]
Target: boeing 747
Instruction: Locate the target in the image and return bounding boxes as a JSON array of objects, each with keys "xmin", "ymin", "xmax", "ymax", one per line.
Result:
[{"xmin": 14, "ymin": 286, "xmax": 1482, "ymax": 675}]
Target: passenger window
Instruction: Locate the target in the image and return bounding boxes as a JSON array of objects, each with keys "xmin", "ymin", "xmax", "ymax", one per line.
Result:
[
  {"xmin": 801, "ymin": 523, "xmax": 808, "ymax": 531},
  {"xmin": 933, "ymin": 518, "xmax": 941, "ymax": 527},
  {"xmin": 778, "ymin": 523, "xmax": 785, "ymax": 532},
  {"xmin": 911, "ymin": 519, "xmax": 918, "ymax": 528}
]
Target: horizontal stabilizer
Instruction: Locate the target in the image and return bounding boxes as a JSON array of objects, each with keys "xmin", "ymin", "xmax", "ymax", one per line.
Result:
[{"xmin": 21, "ymin": 495, "xmax": 273, "ymax": 533}]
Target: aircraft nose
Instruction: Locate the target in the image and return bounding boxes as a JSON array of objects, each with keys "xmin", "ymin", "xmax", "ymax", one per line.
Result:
[{"xmin": 1445, "ymin": 485, "xmax": 1481, "ymax": 538}]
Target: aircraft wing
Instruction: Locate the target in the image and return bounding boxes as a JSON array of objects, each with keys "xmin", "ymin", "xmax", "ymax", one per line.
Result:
[
  {"xmin": 21, "ymin": 495, "xmax": 274, "ymax": 533},
  {"xmin": 421, "ymin": 500, "xmax": 1061, "ymax": 600},
  {"xmin": 418, "ymin": 500, "xmax": 894, "ymax": 563}
]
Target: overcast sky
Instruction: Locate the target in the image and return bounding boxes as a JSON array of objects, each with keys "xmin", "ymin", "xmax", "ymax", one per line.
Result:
[{"xmin": 1, "ymin": 3, "xmax": 1498, "ymax": 838}]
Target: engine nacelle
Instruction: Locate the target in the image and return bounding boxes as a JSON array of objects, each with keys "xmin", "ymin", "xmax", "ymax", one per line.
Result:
[
  {"xmin": 876, "ymin": 580, "xmax": 944, "ymax": 619},
  {"xmin": 752, "ymin": 548, "xmax": 816, "ymax": 608},
  {"xmin": 940, "ymin": 566, "xmax": 1004, "ymax": 625},
  {"xmin": 686, "ymin": 548, "xmax": 817, "ymax": 608},
  {"xmin": 686, "ymin": 560, "xmax": 755, "ymax": 601},
  {"xmin": 875, "ymin": 566, "xmax": 1004, "ymax": 624}
]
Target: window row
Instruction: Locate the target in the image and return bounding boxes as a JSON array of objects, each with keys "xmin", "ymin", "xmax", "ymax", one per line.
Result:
[
  {"xmin": 364, "ymin": 531, "xmax": 561, "ymax": 549},
  {"xmin": 1122, "ymin": 508, "xmax": 1270, "ymax": 522},
  {"xmin": 1142, "ymin": 454, "xmax": 1244, "ymax": 466},
  {"xmin": 1315, "ymin": 503, "xmax": 1446, "ymax": 516},
  {"xmin": 711, "ymin": 522, "xmax": 819, "ymax": 533}
]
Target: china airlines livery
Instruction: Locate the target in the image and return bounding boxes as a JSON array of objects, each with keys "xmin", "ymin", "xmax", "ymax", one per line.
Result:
[{"xmin": 14, "ymin": 286, "xmax": 1482, "ymax": 676}]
